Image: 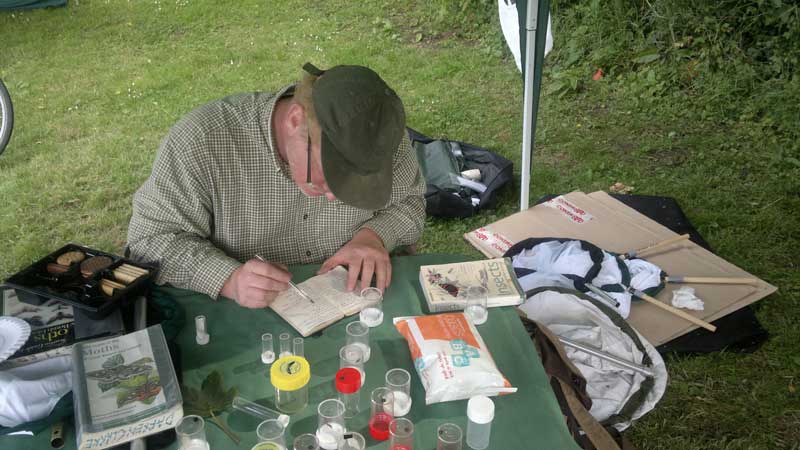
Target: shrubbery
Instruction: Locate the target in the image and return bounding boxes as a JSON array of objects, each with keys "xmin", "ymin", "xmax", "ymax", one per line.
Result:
[
  {"xmin": 406, "ymin": 0, "xmax": 798, "ymax": 157},
  {"xmin": 546, "ymin": 0, "xmax": 799, "ymax": 153}
]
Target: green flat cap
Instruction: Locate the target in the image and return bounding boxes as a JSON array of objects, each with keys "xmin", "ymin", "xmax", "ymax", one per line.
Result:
[{"xmin": 305, "ymin": 62, "xmax": 406, "ymax": 210}]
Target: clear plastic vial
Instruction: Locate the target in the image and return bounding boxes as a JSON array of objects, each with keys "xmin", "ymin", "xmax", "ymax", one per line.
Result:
[
  {"xmin": 385, "ymin": 368, "xmax": 412, "ymax": 417},
  {"xmin": 345, "ymin": 321, "xmax": 371, "ymax": 362},
  {"xmin": 195, "ymin": 315, "xmax": 210, "ymax": 345},
  {"xmin": 175, "ymin": 415, "xmax": 209, "ymax": 450},
  {"xmin": 256, "ymin": 418, "xmax": 287, "ymax": 448},
  {"xmin": 466, "ymin": 396, "xmax": 494, "ymax": 450},
  {"xmin": 464, "ymin": 286, "xmax": 488, "ymax": 325},
  {"xmin": 338, "ymin": 432, "xmax": 366, "ymax": 450},
  {"xmin": 279, "ymin": 333, "xmax": 292, "ymax": 358},
  {"xmin": 436, "ymin": 423, "xmax": 462, "ymax": 450},
  {"xmin": 368, "ymin": 387, "xmax": 394, "ymax": 441},
  {"xmin": 359, "ymin": 287, "xmax": 384, "ymax": 327},
  {"xmin": 335, "ymin": 367, "xmax": 362, "ymax": 418},
  {"xmin": 232, "ymin": 396, "xmax": 290, "ymax": 428},
  {"xmin": 262, "ymin": 333, "xmax": 275, "ymax": 364},
  {"xmin": 339, "ymin": 344, "xmax": 366, "ymax": 386},
  {"xmin": 388, "ymin": 417, "xmax": 414, "ymax": 450},
  {"xmin": 293, "ymin": 337, "xmax": 304, "ymax": 358},
  {"xmin": 293, "ymin": 433, "xmax": 319, "ymax": 450},
  {"xmin": 316, "ymin": 399, "xmax": 346, "ymax": 450}
]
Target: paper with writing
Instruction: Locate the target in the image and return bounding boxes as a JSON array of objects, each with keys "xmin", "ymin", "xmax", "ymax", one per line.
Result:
[{"xmin": 269, "ymin": 266, "xmax": 371, "ymax": 336}]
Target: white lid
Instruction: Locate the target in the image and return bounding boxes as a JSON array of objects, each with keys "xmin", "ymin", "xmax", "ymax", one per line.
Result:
[
  {"xmin": 277, "ymin": 414, "xmax": 290, "ymax": 428},
  {"xmin": 467, "ymin": 395, "xmax": 495, "ymax": 424}
]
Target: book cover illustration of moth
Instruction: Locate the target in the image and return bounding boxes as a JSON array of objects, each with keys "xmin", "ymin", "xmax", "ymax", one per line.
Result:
[
  {"xmin": 86, "ymin": 353, "xmax": 162, "ymax": 407},
  {"xmin": 425, "ymin": 266, "xmax": 489, "ymax": 298}
]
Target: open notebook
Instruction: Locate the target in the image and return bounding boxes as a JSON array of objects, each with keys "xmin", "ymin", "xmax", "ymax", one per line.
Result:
[{"xmin": 270, "ymin": 266, "xmax": 375, "ymax": 336}]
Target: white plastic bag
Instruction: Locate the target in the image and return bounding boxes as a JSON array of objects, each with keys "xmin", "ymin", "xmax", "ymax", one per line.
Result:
[{"xmin": 394, "ymin": 313, "xmax": 516, "ymax": 404}]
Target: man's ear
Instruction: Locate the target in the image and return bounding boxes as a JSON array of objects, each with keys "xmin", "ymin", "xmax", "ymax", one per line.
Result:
[{"xmin": 285, "ymin": 102, "xmax": 306, "ymax": 136}]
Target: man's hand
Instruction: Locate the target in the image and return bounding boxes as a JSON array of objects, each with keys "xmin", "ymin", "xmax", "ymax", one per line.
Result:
[
  {"xmin": 318, "ymin": 228, "xmax": 391, "ymax": 292},
  {"xmin": 220, "ymin": 258, "xmax": 291, "ymax": 308}
]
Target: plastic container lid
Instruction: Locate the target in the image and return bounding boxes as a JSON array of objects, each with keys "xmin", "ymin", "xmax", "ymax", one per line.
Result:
[
  {"xmin": 270, "ymin": 355, "xmax": 311, "ymax": 391},
  {"xmin": 277, "ymin": 414, "xmax": 291, "ymax": 428},
  {"xmin": 251, "ymin": 443, "xmax": 283, "ymax": 450},
  {"xmin": 335, "ymin": 367, "xmax": 361, "ymax": 394},
  {"xmin": 467, "ymin": 395, "xmax": 495, "ymax": 424}
]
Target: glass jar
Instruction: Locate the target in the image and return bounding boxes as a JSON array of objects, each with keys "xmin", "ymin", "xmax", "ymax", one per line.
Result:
[{"xmin": 270, "ymin": 355, "xmax": 311, "ymax": 414}]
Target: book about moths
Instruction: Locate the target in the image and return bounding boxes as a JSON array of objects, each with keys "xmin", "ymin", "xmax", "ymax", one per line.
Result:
[
  {"xmin": 419, "ymin": 257, "xmax": 525, "ymax": 312},
  {"xmin": 73, "ymin": 325, "xmax": 182, "ymax": 450}
]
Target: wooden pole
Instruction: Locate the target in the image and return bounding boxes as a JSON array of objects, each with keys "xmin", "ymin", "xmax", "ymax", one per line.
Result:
[
  {"xmin": 665, "ymin": 276, "xmax": 759, "ymax": 285},
  {"xmin": 630, "ymin": 288, "xmax": 717, "ymax": 332},
  {"xmin": 622, "ymin": 234, "xmax": 690, "ymax": 260}
]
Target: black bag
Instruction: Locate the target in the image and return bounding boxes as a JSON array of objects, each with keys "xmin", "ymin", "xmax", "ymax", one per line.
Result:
[{"xmin": 408, "ymin": 127, "xmax": 513, "ymax": 218}]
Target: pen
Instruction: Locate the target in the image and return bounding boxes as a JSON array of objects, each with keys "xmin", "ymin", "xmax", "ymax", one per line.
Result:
[{"xmin": 254, "ymin": 254, "xmax": 315, "ymax": 304}]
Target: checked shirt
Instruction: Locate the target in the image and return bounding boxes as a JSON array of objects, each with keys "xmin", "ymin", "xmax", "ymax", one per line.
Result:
[{"xmin": 127, "ymin": 85, "xmax": 426, "ymax": 299}]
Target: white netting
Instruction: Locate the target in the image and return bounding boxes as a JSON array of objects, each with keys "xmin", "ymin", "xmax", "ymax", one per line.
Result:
[
  {"xmin": 512, "ymin": 240, "xmax": 594, "ymax": 292},
  {"xmin": 625, "ymin": 258, "xmax": 663, "ymax": 292},
  {"xmin": 518, "ymin": 290, "xmax": 667, "ymax": 431}
]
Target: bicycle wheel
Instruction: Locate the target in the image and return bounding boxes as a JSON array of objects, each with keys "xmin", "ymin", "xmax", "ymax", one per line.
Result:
[{"xmin": 0, "ymin": 79, "xmax": 14, "ymax": 155}]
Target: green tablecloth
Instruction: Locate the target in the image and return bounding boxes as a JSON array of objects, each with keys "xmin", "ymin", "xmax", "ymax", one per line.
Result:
[{"xmin": 1, "ymin": 254, "xmax": 580, "ymax": 450}]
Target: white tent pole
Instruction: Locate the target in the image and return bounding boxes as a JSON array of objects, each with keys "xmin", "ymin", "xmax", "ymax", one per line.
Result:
[{"xmin": 520, "ymin": 0, "xmax": 539, "ymax": 211}]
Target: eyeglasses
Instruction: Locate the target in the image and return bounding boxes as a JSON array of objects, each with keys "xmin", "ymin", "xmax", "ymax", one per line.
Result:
[
  {"xmin": 304, "ymin": 132, "xmax": 331, "ymax": 196},
  {"xmin": 306, "ymin": 133, "xmax": 312, "ymax": 185}
]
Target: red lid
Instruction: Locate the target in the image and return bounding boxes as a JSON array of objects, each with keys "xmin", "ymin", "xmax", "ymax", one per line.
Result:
[{"xmin": 335, "ymin": 368, "xmax": 361, "ymax": 394}]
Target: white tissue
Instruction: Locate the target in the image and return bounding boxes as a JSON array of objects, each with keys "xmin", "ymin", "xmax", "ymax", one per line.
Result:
[
  {"xmin": 0, "ymin": 355, "xmax": 73, "ymax": 428},
  {"xmin": 671, "ymin": 286, "xmax": 704, "ymax": 311}
]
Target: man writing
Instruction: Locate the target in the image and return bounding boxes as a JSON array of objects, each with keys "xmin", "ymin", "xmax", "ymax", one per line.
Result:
[{"xmin": 127, "ymin": 63, "xmax": 426, "ymax": 308}]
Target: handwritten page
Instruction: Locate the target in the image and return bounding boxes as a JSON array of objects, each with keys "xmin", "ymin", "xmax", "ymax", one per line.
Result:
[
  {"xmin": 300, "ymin": 266, "xmax": 369, "ymax": 315},
  {"xmin": 269, "ymin": 266, "xmax": 368, "ymax": 336}
]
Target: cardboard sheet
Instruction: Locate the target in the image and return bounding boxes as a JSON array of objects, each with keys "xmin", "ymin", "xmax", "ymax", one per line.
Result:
[{"xmin": 464, "ymin": 191, "xmax": 777, "ymax": 346}]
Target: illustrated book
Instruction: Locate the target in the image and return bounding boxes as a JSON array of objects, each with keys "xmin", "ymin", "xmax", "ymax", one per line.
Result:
[
  {"xmin": 419, "ymin": 258, "xmax": 525, "ymax": 312},
  {"xmin": 270, "ymin": 266, "xmax": 381, "ymax": 337},
  {"xmin": 72, "ymin": 325, "xmax": 182, "ymax": 450},
  {"xmin": 0, "ymin": 288, "xmax": 124, "ymax": 368}
]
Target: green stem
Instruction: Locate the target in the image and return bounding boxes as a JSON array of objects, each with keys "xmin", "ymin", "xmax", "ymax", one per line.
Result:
[{"xmin": 209, "ymin": 410, "xmax": 241, "ymax": 446}]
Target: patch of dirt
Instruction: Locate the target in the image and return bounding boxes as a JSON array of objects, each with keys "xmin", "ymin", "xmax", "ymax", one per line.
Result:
[
  {"xmin": 171, "ymin": 27, "xmax": 186, "ymax": 38},
  {"xmin": 412, "ymin": 30, "xmax": 459, "ymax": 49},
  {"xmin": 387, "ymin": 7, "xmax": 479, "ymax": 49},
  {"xmin": 616, "ymin": 142, "xmax": 637, "ymax": 153},
  {"xmin": 537, "ymin": 146, "xmax": 575, "ymax": 176},
  {"xmin": 646, "ymin": 147, "xmax": 690, "ymax": 167},
  {"xmin": 588, "ymin": 104, "xmax": 609, "ymax": 116}
]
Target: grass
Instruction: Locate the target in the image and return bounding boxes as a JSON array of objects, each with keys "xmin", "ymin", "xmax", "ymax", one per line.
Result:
[{"xmin": 1, "ymin": 1, "xmax": 798, "ymax": 448}]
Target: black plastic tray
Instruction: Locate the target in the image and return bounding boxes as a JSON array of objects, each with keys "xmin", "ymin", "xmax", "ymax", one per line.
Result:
[{"xmin": 3, "ymin": 243, "xmax": 157, "ymax": 319}]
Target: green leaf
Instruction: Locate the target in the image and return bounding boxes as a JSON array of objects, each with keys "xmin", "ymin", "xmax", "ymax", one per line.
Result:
[
  {"xmin": 181, "ymin": 371, "xmax": 240, "ymax": 444},
  {"xmin": 415, "ymin": 32, "xmax": 423, "ymax": 43},
  {"xmin": 201, "ymin": 371, "xmax": 238, "ymax": 412},
  {"xmin": 181, "ymin": 386, "xmax": 210, "ymax": 417},
  {"xmin": 182, "ymin": 371, "xmax": 238, "ymax": 417},
  {"xmin": 784, "ymin": 157, "xmax": 800, "ymax": 167},
  {"xmin": 633, "ymin": 48, "xmax": 660, "ymax": 64}
]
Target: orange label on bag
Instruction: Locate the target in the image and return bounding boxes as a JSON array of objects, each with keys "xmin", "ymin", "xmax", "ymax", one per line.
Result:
[
  {"xmin": 395, "ymin": 313, "xmax": 481, "ymax": 358},
  {"xmin": 394, "ymin": 313, "xmax": 517, "ymax": 404}
]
